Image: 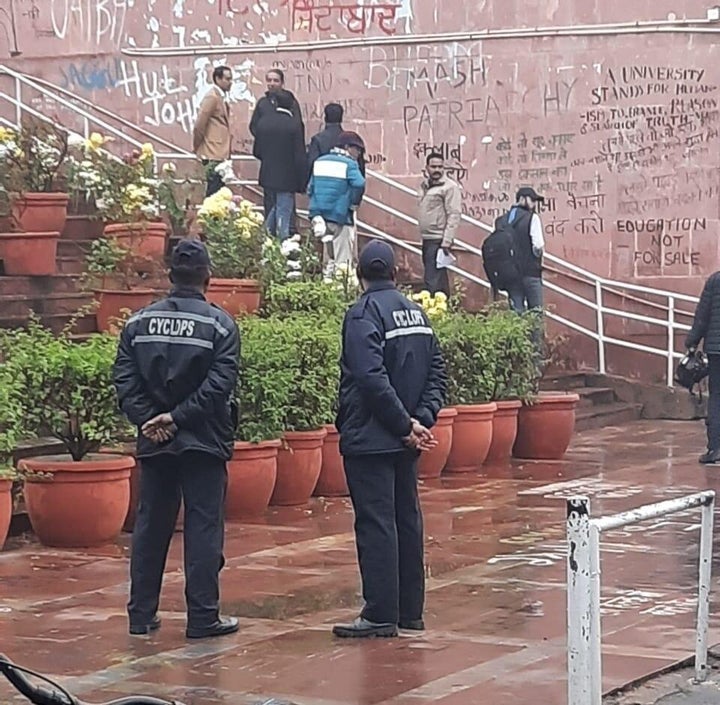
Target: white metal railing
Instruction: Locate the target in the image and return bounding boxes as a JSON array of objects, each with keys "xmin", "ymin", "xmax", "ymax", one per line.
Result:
[
  {"xmin": 567, "ymin": 492, "xmax": 715, "ymax": 705},
  {"xmin": 0, "ymin": 64, "xmax": 701, "ymax": 385}
]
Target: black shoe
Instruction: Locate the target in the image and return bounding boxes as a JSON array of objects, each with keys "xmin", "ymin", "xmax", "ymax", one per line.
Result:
[
  {"xmin": 129, "ymin": 615, "xmax": 161, "ymax": 636},
  {"xmin": 399, "ymin": 619, "xmax": 425, "ymax": 631},
  {"xmin": 699, "ymin": 449, "xmax": 720, "ymax": 465},
  {"xmin": 186, "ymin": 616, "xmax": 239, "ymax": 640},
  {"xmin": 332, "ymin": 617, "xmax": 398, "ymax": 639}
]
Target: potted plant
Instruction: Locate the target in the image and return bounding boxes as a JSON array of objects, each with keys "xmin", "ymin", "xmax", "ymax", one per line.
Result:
[
  {"xmin": 0, "ymin": 121, "xmax": 70, "ymax": 274},
  {"xmin": 479, "ymin": 308, "xmax": 538, "ymax": 463},
  {"xmin": 434, "ymin": 310, "xmax": 497, "ymax": 473},
  {"xmin": 198, "ymin": 190, "xmax": 265, "ymax": 316},
  {"xmin": 83, "ymin": 237, "xmax": 160, "ymax": 333},
  {"xmin": 0, "ymin": 370, "xmax": 23, "ymax": 550},
  {"xmin": 270, "ymin": 315, "xmax": 340, "ymax": 506},
  {"xmin": 75, "ymin": 137, "xmax": 167, "ymax": 258},
  {"xmin": 157, "ymin": 161, "xmax": 201, "ymax": 250},
  {"xmin": 226, "ymin": 316, "xmax": 293, "ymax": 519},
  {"xmin": 5, "ymin": 322, "xmax": 133, "ymax": 547}
]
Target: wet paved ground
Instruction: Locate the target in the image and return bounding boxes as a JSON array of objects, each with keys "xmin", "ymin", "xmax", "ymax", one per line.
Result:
[{"xmin": 2, "ymin": 419, "xmax": 720, "ymax": 705}]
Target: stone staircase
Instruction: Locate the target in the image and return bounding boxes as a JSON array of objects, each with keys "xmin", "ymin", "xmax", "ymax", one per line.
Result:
[{"xmin": 541, "ymin": 371, "xmax": 644, "ymax": 431}]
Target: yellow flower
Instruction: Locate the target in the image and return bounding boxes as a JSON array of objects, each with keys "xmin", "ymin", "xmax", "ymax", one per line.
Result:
[
  {"xmin": 141, "ymin": 142, "xmax": 154, "ymax": 156},
  {"xmin": 218, "ymin": 187, "xmax": 233, "ymax": 201},
  {"xmin": 434, "ymin": 292, "xmax": 447, "ymax": 303},
  {"xmin": 85, "ymin": 132, "xmax": 106, "ymax": 151},
  {"xmin": 0, "ymin": 126, "xmax": 15, "ymax": 142}
]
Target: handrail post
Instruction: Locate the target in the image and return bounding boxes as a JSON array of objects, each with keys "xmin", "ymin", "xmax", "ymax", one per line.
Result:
[
  {"xmin": 14, "ymin": 75, "xmax": 20, "ymax": 125},
  {"xmin": 695, "ymin": 494, "xmax": 715, "ymax": 682},
  {"xmin": 595, "ymin": 281, "xmax": 606, "ymax": 374},
  {"xmin": 567, "ymin": 497, "xmax": 595, "ymax": 705},
  {"xmin": 667, "ymin": 296, "xmax": 675, "ymax": 387}
]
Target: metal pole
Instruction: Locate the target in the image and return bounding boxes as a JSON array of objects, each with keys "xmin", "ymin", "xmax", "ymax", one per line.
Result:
[
  {"xmin": 695, "ymin": 495, "xmax": 715, "ymax": 682},
  {"xmin": 567, "ymin": 496, "xmax": 593, "ymax": 705},
  {"xmin": 667, "ymin": 296, "xmax": 675, "ymax": 387},
  {"xmin": 14, "ymin": 75, "xmax": 20, "ymax": 125},
  {"xmin": 595, "ymin": 281, "xmax": 606, "ymax": 374},
  {"xmin": 589, "ymin": 522, "xmax": 603, "ymax": 705}
]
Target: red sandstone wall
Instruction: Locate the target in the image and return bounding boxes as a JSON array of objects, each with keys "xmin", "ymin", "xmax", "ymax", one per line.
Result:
[{"xmin": 0, "ymin": 1, "xmax": 718, "ymax": 376}]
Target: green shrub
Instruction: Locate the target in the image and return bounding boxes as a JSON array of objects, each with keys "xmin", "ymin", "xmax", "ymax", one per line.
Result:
[
  {"xmin": 0, "ymin": 371, "xmax": 23, "ymax": 478},
  {"xmin": 262, "ymin": 280, "xmax": 349, "ymax": 320},
  {"xmin": 1, "ymin": 321, "xmax": 127, "ymax": 461},
  {"xmin": 237, "ymin": 314, "xmax": 341, "ymax": 436},
  {"xmin": 434, "ymin": 307, "xmax": 538, "ymax": 405}
]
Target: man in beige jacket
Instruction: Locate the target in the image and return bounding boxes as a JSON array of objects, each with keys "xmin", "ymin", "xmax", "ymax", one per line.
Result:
[
  {"xmin": 418, "ymin": 152, "xmax": 462, "ymax": 296},
  {"xmin": 193, "ymin": 66, "xmax": 233, "ymax": 197}
]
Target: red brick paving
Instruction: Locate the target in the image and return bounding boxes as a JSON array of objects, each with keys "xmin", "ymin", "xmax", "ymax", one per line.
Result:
[{"xmin": 1, "ymin": 420, "xmax": 719, "ymax": 704}]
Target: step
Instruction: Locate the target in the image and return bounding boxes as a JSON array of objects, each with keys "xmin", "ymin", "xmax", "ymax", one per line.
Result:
[
  {"xmin": 0, "ymin": 291, "xmax": 95, "ymax": 317},
  {"xmin": 0, "ymin": 311, "xmax": 97, "ymax": 335},
  {"xmin": 576, "ymin": 386, "xmax": 616, "ymax": 408},
  {"xmin": 56, "ymin": 256, "xmax": 87, "ymax": 275},
  {"xmin": 541, "ymin": 371, "xmax": 589, "ymax": 391},
  {"xmin": 0, "ymin": 274, "xmax": 84, "ymax": 296},
  {"xmin": 57, "ymin": 238, "xmax": 94, "ymax": 260},
  {"xmin": 61, "ymin": 215, "xmax": 104, "ymax": 241},
  {"xmin": 575, "ymin": 402, "xmax": 643, "ymax": 432}
]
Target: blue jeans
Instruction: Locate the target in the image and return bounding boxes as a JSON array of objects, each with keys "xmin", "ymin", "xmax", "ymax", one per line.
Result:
[
  {"xmin": 508, "ymin": 276, "xmax": 543, "ymax": 313},
  {"xmin": 264, "ymin": 191, "xmax": 293, "ymax": 241}
]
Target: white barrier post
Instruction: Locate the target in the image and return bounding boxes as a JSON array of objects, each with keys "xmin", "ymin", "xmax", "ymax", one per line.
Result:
[{"xmin": 695, "ymin": 494, "xmax": 715, "ymax": 682}]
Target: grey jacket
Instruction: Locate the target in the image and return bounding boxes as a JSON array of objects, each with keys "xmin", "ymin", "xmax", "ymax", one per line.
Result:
[{"xmin": 418, "ymin": 177, "xmax": 462, "ymax": 247}]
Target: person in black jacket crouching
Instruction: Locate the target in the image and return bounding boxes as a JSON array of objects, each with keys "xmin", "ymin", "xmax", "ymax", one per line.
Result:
[
  {"xmin": 333, "ymin": 240, "xmax": 447, "ymax": 638},
  {"xmin": 686, "ymin": 271, "xmax": 720, "ymax": 464},
  {"xmin": 113, "ymin": 239, "xmax": 240, "ymax": 639}
]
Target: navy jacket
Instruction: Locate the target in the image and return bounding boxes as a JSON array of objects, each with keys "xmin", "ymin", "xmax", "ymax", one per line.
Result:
[
  {"xmin": 249, "ymin": 90, "xmax": 303, "ymax": 136},
  {"xmin": 687, "ymin": 272, "xmax": 720, "ymax": 354},
  {"xmin": 253, "ymin": 108, "xmax": 307, "ymax": 193},
  {"xmin": 113, "ymin": 288, "xmax": 240, "ymax": 460},
  {"xmin": 336, "ymin": 281, "xmax": 447, "ymax": 456}
]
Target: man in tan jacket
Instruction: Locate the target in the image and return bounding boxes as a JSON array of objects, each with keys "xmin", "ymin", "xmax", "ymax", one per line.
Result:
[
  {"xmin": 193, "ymin": 66, "xmax": 233, "ymax": 197},
  {"xmin": 418, "ymin": 152, "xmax": 462, "ymax": 296}
]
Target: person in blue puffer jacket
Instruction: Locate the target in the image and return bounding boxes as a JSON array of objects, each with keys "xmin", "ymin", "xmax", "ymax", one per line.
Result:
[{"xmin": 308, "ymin": 131, "xmax": 366, "ymax": 276}]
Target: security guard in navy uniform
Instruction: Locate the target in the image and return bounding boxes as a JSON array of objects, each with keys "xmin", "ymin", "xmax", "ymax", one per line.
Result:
[
  {"xmin": 333, "ymin": 239, "xmax": 447, "ymax": 638},
  {"xmin": 113, "ymin": 239, "xmax": 240, "ymax": 640}
]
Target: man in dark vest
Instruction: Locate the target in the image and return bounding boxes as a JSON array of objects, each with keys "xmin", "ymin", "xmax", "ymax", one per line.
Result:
[{"xmin": 505, "ymin": 186, "xmax": 545, "ymax": 313}]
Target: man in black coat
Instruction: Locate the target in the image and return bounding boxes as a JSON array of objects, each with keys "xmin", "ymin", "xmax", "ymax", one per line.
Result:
[
  {"xmin": 113, "ymin": 239, "xmax": 240, "ymax": 639},
  {"xmin": 686, "ymin": 271, "xmax": 720, "ymax": 464},
  {"xmin": 333, "ymin": 240, "xmax": 447, "ymax": 639},
  {"xmin": 307, "ymin": 103, "xmax": 367, "ymax": 178},
  {"xmin": 253, "ymin": 89, "xmax": 307, "ymax": 240},
  {"xmin": 249, "ymin": 68, "xmax": 304, "ymax": 223}
]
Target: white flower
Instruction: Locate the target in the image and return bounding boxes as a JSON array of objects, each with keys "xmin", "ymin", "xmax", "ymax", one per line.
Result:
[
  {"xmin": 67, "ymin": 133, "xmax": 85, "ymax": 147},
  {"xmin": 162, "ymin": 162, "xmax": 177, "ymax": 174}
]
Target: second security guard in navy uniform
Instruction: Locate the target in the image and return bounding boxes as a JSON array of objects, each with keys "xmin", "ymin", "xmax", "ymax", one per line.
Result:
[
  {"xmin": 333, "ymin": 240, "xmax": 447, "ymax": 638},
  {"xmin": 113, "ymin": 239, "xmax": 240, "ymax": 640}
]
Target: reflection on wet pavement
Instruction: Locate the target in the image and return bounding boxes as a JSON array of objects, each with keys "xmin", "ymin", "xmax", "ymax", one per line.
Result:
[{"xmin": 1, "ymin": 420, "xmax": 719, "ymax": 704}]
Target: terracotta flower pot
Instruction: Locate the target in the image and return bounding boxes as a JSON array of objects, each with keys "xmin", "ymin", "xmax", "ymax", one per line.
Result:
[
  {"xmin": 0, "ymin": 231, "xmax": 59, "ymax": 275},
  {"xmin": 94, "ymin": 288, "xmax": 156, "ymax": 333},
  {"xmin": 12, "ymin": 192, "xmax": 69, "ymax": 234},
  {"xmin": 226, "ymin": 440, "xmax": 280, "ymax": 519},
  {"xmin": 417, "ymin": 408, "xmax": 457, "ymax": 479},
  {"xmin": 513, "ymin": 392, "xmax": 580, "ymax": 460},
  {"xmin": 0, "ymin": 479, "xmax": 12, "ymax": 550},
  {"xmin": 486, "ymin": 400, "xmax": 523, "ymax": 463},
  {"xmin": 206, "ymin": 279, "xmax": 261, "ymax": 317},
  {"xmin": 104, "ymin": 222, "xmax": 168, "ymax": 259},
  {"xmin": 444, "ymin": 403, "xmax": 497, "ymax": 473},
  {"xmin": 314, "ymin": 425, "xmax": 348, "ymax": 497},
  {"xmin": 271, "ymin": 429, "xmax": 327, "ymax": 506},
  {"xmin": 20, "ymin": 454, "xmax": 133, "ymax": 548}
]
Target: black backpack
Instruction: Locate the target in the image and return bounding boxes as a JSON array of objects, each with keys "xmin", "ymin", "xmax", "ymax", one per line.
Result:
[{"xmin": 482, "ymin": 215, "xmax": 522, "ymax": 293}]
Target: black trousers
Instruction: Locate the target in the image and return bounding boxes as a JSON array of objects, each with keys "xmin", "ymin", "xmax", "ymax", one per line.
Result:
[
  {"xmin": 708, "ymin": 354, "xmax": 720, "ymax": 451},
  {"xmin": 343, "ymin": 450, "xmax": 425, "ymax": 624},
  {"xmin": 202, "ymin": 160, "xmax": 224, "ymax": 197},
  {"xmin": 422, "ymin": 239, "xmax": 450, "ymax": 296},
  {"xmin": 128, "ymin": 451, "xmax": 227, "ymax": 628}
]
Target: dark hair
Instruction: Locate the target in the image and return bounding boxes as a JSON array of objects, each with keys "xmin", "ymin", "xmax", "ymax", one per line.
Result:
[
  {"xmin": 324, "ymin": 102, "xmax": 344, "ymax": 123},
  {"xmin": 358, "ymin": 261, "xmax": 393, "ymax": 282},
  {"xmin": 212, "ymin": 65, "xmax": 231, "ymax": 83},
  {"xmin": 275, "ymin": 89, "xmax": 294, "ymax": 111},
  {"xmin": 267, "ymin": 68, "xmax": 285, "ymax": 82},
  {"xmin": 426, "ymin": 151, "xmax": 444, "ymax": 165},
  {"xmin": 171, "ymin": 266, "xmax": 210, "ymax": 288}
]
